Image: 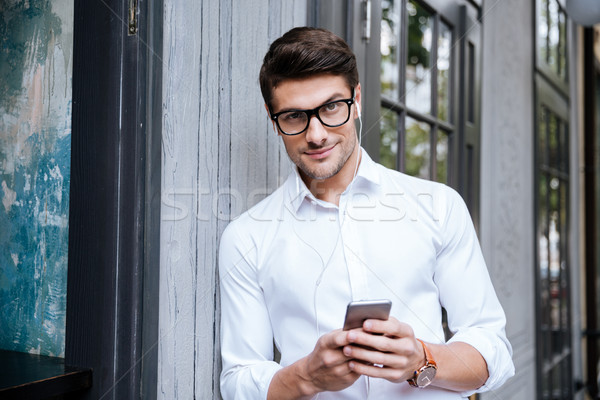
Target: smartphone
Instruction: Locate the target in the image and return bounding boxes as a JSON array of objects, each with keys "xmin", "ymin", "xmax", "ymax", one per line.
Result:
[{"xmin": 343, "ymin": 299, "xmax": 392, "ymax": 331}]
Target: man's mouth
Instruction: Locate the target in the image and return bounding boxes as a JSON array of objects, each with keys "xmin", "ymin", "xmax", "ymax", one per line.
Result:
[{"xmin": 305, "ymin": 145, "xmax": 335, "ymax": 160}]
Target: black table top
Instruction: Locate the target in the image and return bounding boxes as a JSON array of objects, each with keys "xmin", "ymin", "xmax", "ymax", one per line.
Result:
[{"xmin": 0, "ymin": 350, "xmax": 92, "ymax": 399}]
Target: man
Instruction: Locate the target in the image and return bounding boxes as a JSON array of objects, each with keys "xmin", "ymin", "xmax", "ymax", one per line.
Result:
[{"xmin": 219, "ymin": 27, "xmax": 514, "ymax": 399}]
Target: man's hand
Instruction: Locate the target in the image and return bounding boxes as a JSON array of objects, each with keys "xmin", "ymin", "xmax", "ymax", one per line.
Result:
[
  {"xmin": 343, "ymin": 317, "xmax": 489, "ymax": 391},
  {"xmin": 301, "ymin": 329, "xmax": 362, "ymax": 392},
  {"xmin": 267, "ymin": 329, "xmax": 361, "ymax": 399},
  {"xmin": 342, "ymin": 317, "xmax": 424, "ymax": 383}
]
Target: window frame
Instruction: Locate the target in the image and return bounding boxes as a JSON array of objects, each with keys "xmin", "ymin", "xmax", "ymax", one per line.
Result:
[
  {"xmin": 533, "ymin": 0, "xmax": 573, "ymax": 398},
  {"xmin": 65, "ymin": 1, "xmax": 162, "ymax": 399}
]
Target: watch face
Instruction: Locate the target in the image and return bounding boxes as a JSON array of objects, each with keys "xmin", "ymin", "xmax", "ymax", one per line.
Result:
[{"xmin": 416, "ymin": 366, "xmax": 437, "ymax": 387}]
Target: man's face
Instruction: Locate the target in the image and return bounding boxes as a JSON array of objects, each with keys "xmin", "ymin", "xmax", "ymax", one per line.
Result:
[{"xmin": 269, "ymin": 74, "xmax": 361, "ymax": 183}]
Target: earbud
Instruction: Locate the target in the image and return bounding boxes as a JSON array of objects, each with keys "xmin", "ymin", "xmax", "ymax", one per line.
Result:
[{"xmin": 357, "ymin": 106, "xmax": 363, "ymax": 146}]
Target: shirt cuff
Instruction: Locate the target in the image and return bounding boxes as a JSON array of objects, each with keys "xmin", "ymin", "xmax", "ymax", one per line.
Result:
[
  {"xmin": 447, "ymin": 329, "xmax": 515, "ymax": 397},
  {"xmin": 221, "ymin": 361, "xmax": 282, "ymax": 400}
]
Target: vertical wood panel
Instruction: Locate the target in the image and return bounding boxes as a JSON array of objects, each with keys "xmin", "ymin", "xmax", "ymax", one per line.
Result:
[
  {"xmin": 231, "ymin": 0, "xmax": 271, "ymax": 212},
  {"xmin": 266, "ymin": 0, "xmax": 285, "ymax": 192},
  {"xmin": 195, "ymin": 1, "xmax": 222, "ymax": 399},
  {"xmin": 158, "ymin": 1, "xmax": 202, "ymax": 398},
  {"xmin": 214, "ymin": 1, "xmax": 233, "ymax": 395},
  {"xmin": 159, "ymin": 1, "xmax": 307, "ymax": 397}
]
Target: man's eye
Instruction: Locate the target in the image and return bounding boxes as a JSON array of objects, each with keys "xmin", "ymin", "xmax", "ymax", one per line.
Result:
[
  {"xmin": 281, "ymin": 112, "xmax": 303, "ymax": 121},
  {"xmin": 322, "ymin": 102, "xmax": 340, "ymax": 113}
]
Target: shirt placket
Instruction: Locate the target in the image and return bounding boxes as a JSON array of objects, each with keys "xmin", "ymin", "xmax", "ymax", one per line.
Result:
[{"xmin": 340, "ymin": 198, "xmax": 370, "ymax": 301}]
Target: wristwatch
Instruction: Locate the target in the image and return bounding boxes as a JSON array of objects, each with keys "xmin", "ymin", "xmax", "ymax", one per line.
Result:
[{"xmin": 407, "ymin": 339, "xmax": 437, "ymax": 388}]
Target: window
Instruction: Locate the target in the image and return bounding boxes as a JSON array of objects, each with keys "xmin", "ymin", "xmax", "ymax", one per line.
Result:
[
  {"xmin": 536, "ymin": 101, "xmax": 572, "ymax": 399},
  {"xmin": 535, "ymin": 0, "xmax": 572, "ymax": 398},
  {"xmin": 538, "ymin": 0, "xmax": 568, "ymax": 85},
  {"xmin": 380, "ymin": 0, "xmax": 452, "ymax": 184},
  {"xmin": 376, "ymin": 0, "xmax": 481, "ymax": 224}
]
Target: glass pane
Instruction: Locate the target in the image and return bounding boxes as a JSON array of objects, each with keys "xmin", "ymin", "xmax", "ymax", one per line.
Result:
[
  {"xmin": 539, "ymin": 0, "xmax": 549, "ymax": 64},
  {"xmin": 467, "ymin": 42, "xmax": 475, "ymax": 124},
  {"xmin": 405, "ymin": 117, "xmax": 430, "ymax": 179},
  {"xmin": 562, "ymin": 358, "xmax": 572, "ymax": 398},
  {"xmin": 552, "ymin": 365, "xmax": 561, "ymax": 398},
  {"xmin": 539, "ymin": 106, "xmax": 548, "ymax": 166},
  {"xmin": 381, "ymin": 0, "xmax": 401, "ymax": 101},
  {"xmin": 541, "ymin": 368, "xmax": 550, "ymax": 399},
  {"xmin": 406, "ymin": 0, "xmax": 432, "ymax": 114},
  {"xmin": 436, "ymin": 131, "xmax": 448, "ymax": 184},
  {"xmin": 538, "ymin": 174, "xmax": 549, "ymax": 296},
  {"xmin": 380, "ymin": 107, "xmax": 398, "ymax": 170},
  {"xmin": 437, "ymin": 21, "xmax": 451, "ymax": 121},
  {"xmin": 548, "ymin": 112, "xmax": 558, "ymax": 166},
  {"xmin": 538, "ymin": 0, "xmax": 568, "ymax": 82},
  {"xmin": 548, "ymin": 0, "xmax": 560, "ymax": 73},
  {"xmin": 549, "ymin": 178, "xmax": 560, "ymax": 333},
  {"xmin": 559, "ymin": 121, "xmax": 568, "ymax": 172},
  {"xmin": 538, "ymin": 173, "xmax": 552, "ymax": 367},
  {"xmin": 559, "ymin": 181, "xmax": 569, "ymax": 331},
  {"xmin": 558, "ymin": 7, "xmax": 567, "ymax": 80}
]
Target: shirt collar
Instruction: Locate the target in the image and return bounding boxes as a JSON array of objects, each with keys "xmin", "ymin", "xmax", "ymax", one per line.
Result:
[{"xmin": 285, "ymin": 148, "xmax": 381, "ymax": 213}]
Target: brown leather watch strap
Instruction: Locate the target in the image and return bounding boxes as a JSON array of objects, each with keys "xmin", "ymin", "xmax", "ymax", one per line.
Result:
[{"xmin": 417, "ymin": 339, "xmax": 436, "ymax": 367}]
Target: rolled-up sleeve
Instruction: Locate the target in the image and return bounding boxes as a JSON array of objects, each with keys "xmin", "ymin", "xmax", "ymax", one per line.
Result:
[
  {"xmin": 219, "ymin": 222, "xmax": 282, "ymax": 400},
  {"xmin": 434, "ymin": 187, "xmax": 515, "ymax": 396}
]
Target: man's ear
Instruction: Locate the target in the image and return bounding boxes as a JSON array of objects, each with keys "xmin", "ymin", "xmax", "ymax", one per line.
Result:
[
  {"xmin": 264, "ymin": 103, "xmax": 279, "ymax": 135},
  {"xmin": 353, "ymin": 83, "xmax": 362, "ymax": 119}
]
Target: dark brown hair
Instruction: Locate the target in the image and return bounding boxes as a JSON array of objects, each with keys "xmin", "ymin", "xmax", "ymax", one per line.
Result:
[{"xmin": 259, "ymin": 27, "xmax": 359, "ymax": 108}]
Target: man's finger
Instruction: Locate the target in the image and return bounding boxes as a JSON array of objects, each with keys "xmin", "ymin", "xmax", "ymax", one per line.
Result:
[
  {"xmin": 321, "ymin": 329, "xmax": 351, "ymax": 349},
  {"xmin": 349, "ymin": 360, "xmax": 411, "ymax": 383},
  {"xmin": 363, "ymin": 317, "xmax": 414, "ymax": 338}
]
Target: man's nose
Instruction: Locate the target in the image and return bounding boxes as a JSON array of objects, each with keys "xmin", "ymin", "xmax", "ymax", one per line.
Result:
[{"xmin": 304, "ymin": 115, "xmax": 328, "ymax": 144}]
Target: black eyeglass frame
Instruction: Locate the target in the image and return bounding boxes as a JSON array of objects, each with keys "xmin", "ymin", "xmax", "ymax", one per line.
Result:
[{"xmin": 269, "ymin": 89, "xmax": 356, "ymax": 136}]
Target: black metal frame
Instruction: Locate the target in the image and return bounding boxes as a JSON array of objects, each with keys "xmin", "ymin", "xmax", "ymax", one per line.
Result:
[
  {"xmin": 66, "ymin": 0, "xmax": 162, "ymax": 399},
  {"xmin": 582, "ymin": 26, "xmax": 599, "ymax": 399}
]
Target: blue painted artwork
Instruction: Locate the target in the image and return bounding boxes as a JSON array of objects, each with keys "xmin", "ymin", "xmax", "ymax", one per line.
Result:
[{"xmin": 0, "ymin": 0, "xmax": 73, "ymax": 357}]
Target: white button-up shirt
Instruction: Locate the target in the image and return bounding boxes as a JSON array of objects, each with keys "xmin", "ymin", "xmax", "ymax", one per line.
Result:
[{"xmin": 219, "ymin": 150, "xmax": 514, "ymax": 399}]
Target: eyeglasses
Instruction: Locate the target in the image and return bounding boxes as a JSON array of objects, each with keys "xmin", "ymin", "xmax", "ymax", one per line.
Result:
[{"xmin": 270, "ymin": 90, "xmax": 355, "ymax": 136}]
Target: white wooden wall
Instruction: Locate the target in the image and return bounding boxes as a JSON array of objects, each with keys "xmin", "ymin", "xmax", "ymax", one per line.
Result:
[{"xmin": 158, "ymin": 1, "xmax": 307, "ymax": 398}]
